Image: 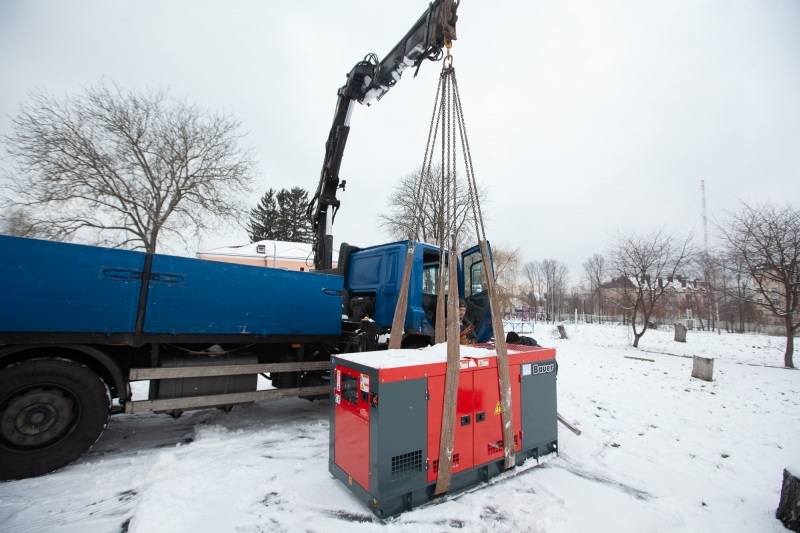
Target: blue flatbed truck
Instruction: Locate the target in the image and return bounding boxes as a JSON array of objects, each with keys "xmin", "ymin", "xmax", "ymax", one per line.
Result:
[
  {"xmin": 0, "ymin": 235, "xmax": 493, "ymax": 479},
  {"xmin": 0, "ymin": 0, "xmax": 469, "ymax": 479}
]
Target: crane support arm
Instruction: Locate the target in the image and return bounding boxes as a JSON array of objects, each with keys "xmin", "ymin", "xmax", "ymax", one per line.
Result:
[{"xmin": 308, "ymin": 0, "xmax": 459, "ymax": 271}]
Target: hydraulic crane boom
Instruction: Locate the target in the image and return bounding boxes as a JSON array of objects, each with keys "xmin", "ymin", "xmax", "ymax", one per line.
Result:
[{"xmin": 307, "ymin": 0, "xmax": 459, "ymax": 271}]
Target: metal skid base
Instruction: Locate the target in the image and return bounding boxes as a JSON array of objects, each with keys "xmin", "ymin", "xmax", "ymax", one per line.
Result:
[{"xmin": 330, "ymin": 440, "xmax": 557, "ymax": 519}]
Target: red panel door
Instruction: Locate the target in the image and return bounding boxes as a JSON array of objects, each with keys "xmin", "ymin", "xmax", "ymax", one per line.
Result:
[
  {"xmin": 473, "ymin": 368, "xmax": 505, "ymax": 466},
  {"xmin": 427, "ymin": 372, "xmax": 474, "ymax": 482},
  {"xmin": 334, "ymin": 405, "xmax": 370, "ymax": 490}
]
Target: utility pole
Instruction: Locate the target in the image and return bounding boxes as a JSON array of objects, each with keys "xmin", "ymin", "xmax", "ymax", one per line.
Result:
[
  {"xmin": 702, "ymin": 181, "xmax": 721, "ymax": 334},
  {"xmin": 701, "ymin": 180, "xmax": 708, "ymax": 252}
]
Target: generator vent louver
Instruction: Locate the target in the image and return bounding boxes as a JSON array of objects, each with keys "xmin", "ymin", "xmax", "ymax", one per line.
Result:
[
  {"xmin": 432, "ymin": 453, "xmax": 459, "ymax": 474},
  {"xmin": 488, "ymin": 435, "xmax": 519, "ymax": 455},
  {"xmin": 391, "ymin": 450, "xmax": 422, "ymax": 480}
]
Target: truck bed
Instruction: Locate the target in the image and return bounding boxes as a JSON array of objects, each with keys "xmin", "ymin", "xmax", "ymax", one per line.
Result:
[{"xmin": 0, "ymin": 236, "xmax": 343, "ymax": 343}]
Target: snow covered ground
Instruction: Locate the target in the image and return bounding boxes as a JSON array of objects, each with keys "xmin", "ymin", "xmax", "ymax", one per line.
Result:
[{"xmin": 0, "ymin": 324, "xmax": 797, "ymax": 532}]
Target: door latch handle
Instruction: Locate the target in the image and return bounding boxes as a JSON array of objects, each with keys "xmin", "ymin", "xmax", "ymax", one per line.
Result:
[{"xmin": 102, "ymin": 268, "xmax": 141, "ymax": 280}]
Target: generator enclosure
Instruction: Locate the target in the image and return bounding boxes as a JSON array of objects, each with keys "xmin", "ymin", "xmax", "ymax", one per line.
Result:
[{"xmin": 329, "ymin": 344, "xmax": 557, "ymax": 518}]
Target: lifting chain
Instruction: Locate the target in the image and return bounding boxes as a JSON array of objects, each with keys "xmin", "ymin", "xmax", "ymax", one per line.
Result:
[
  {"xmin": 452, "ymin": 69, "xmax": 487, "ymax": 242},
  {"xmin": 408, "ymin": 63, "xmax": 485, "ymax": 250},
  {"xmin": 404, "ymin": 55, "xmax": 517, "ymax": 491},
  {"xmin": 392, "ymin": 59, "xmax": 467, "ymax": 350}
]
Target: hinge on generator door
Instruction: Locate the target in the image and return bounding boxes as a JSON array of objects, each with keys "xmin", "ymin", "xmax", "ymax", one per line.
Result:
[{"xmin": 425, "ymin": 390, "xmax": 429, "ymax": 400}]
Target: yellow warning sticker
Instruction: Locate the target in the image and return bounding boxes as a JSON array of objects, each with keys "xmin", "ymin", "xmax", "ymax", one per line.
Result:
[{"xmin": 494, "ymin": 401, "xmax": 502, "ymax": 415}]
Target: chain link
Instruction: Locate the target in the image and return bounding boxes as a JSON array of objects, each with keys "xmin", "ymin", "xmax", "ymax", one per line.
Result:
[
  {"xmin": 446, "ymin": 69, "xmax": 453, "ymax": 251},
  {"xmin": 452, "ymin": 70, "xmax": 486, "ymax": 242},
  {"xmin": 407, "ymin": 71, "xmax": 444, "ymax": 242},
  {"xmin": 452, "ymin": 75, "xmax": 480, "ymax": 242},
  {"xmin": 410, "ymin": 63, "xmax": 485, "ymax": 256}
]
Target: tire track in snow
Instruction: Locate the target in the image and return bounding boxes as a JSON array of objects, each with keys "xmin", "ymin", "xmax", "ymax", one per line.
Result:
[
  {"xmin": 1, "ymin": 438, "xmax": 282, "ymax": 533},
  {"xmin": 549, "ymin": 457, "xmax": 653, "ymax": 501}
]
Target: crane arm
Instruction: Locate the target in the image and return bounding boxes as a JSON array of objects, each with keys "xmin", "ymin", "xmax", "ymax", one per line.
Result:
[{"xmin": 308, "ymin": 0, "xmax": 459, "ymax": 271}]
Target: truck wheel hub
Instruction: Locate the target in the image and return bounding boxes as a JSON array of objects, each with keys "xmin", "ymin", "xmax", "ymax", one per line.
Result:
[{"xmin": 2, "ymin": 388, "xmax": 75, "ymax": 447}]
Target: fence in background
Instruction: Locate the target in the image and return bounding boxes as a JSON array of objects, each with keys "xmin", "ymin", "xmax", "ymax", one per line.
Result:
[{"xmin": 502, "ymin": 320, "xmax": 536, "ymax": 334}]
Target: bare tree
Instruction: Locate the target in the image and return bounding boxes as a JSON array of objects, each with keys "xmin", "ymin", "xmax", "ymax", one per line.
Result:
[
  {"xmin": 540, "ymin": 259, "xmax": 570, "ymax": 321},
  {"xmin": 688, "ymin": 250, "xmax": 727, "ymax": 333},
  {"xmin": 606, "ymin": 228, "xmax": 695, "ymax": 347},
  {"xmin": 377, "ymin": 164, "xmax": 488, "ymax": 247},
  {"xmin": 490, "ymin": 245, "xmax": 521, "ymax": 311},
  {"xmin": 713, "ymin": 248, "xmax": 757, "ymax": 333},
  {"xmin": 718, "ymin": 202, "xmax": 800, "ymax": 368},
  {"xmin": 520, "ymin": 260, "xmax": 544, "ymax": 309},
  {"xmin": 519, "ymin": 259, "xmax": 569, "ymax": 321},
  {"xmin": 565, "ymin": 285, "xmax": 588, "ymax": 317},
  {"xmin": 582, "ymin": 253, "xmax": 608, "ymax": 317},
  {"xmin": 0, "ymin": 207, "xmax": 63, "ymax": 241},
  {"xmin": 1, "ymin": 82, "xmax": 255, "ymax": 253}
]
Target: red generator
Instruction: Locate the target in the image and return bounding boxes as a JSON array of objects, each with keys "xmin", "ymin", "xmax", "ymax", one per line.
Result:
[{"xmin": 329, "ymin": 344, "xmax": 557, "ymax": 518}]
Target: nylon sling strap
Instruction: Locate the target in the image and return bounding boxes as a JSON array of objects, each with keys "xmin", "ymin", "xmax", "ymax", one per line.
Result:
[
  {"xmin": 452, "ymin": 66, "xmax": 516, "ymax": 470},
  {"xmin": 389, "ymin": 49, "xmax": 516, "ymax": 491},
  {"xmin": 434, "ymin": 232, "xmax": 461, "ymax": 495}
]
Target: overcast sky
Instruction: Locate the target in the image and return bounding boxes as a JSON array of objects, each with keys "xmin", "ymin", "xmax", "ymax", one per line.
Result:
[{"xmin": 2, "ymin": 0, "xmax": 799, "ymax": 284}]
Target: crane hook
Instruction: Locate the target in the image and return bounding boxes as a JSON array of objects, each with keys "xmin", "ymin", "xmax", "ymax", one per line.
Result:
[{"xmin": 443, "ymin": 42, "xmax": 453, "ymax": 68}]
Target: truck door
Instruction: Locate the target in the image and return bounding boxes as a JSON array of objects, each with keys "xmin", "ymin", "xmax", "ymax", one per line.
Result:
[{"xmin": 460, "ymin": 244, "xmax": 492, "ymax": 342}]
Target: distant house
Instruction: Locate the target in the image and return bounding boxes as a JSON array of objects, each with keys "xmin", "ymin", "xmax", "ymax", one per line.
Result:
[
  {"xmin": 750, "ymin": 268, "xmax": 798, "ymax": 327},
  {"xmin": 197, "ymin": 240, "xmax": 332, "ymax": 271},
  {"xmin": 502, "ymin": 297, "xmax": 543, "ymax": 321},
  {"xmin": 598, "ymin": 276, "xmax": 637, "ymax": 306},
  {"xmin": 600, "ymin": 274, "xmax": 707, "ymax": 325}
]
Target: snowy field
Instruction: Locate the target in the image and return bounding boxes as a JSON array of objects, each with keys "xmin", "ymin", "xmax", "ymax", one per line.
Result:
[{"xmin": 0, "ymin": 323, "xmax": 797, "ymax": 532}]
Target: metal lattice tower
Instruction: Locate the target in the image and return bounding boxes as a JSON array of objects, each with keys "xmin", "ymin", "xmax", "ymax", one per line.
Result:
[{"xmin": 701, "ymin": 180, "xmax": 708, "ymax": 253}]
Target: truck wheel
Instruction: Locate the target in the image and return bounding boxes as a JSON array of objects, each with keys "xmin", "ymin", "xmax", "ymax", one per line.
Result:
[{"xmin": 0, "ymin": 359, "xmax": 110, "ymax": 480}]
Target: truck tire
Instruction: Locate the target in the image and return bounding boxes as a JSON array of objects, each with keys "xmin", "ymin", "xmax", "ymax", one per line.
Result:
[{"xmin": 0, "ymin": 359, "xmax": 110, "ymax": 480}]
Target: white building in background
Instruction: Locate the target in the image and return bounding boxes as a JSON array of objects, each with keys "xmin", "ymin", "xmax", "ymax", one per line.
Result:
[{"xmin": 197, "ymin": 240, "xmax": 335, "ymax": 271}]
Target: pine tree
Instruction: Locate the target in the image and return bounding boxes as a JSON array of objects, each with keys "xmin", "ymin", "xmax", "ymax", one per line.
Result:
[
  {"xmin": 248, "ymin": 189, "xmax": 280, "ymax": 241},
  {"xmin": 248, "ymin": 187, "xmax": 313, "ymax": 243},
  {"xmin": 276, "ymin": 187, "xmax": 313, "ymax": 243}
]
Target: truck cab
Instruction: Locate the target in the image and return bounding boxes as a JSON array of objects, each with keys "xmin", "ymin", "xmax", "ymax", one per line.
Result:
[{"xmin": 341, "ymin": 241, "xmax": 494, "ymax": 347}]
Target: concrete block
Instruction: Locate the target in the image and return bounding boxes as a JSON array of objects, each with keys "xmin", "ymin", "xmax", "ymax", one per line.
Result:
[
  {"xmin": 691, "ymin": 355, "xmax": 714, "ymax": 381},
  {"xmin": 674, "ymin": 323, "xmax": 687, "ymax": 342}
]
